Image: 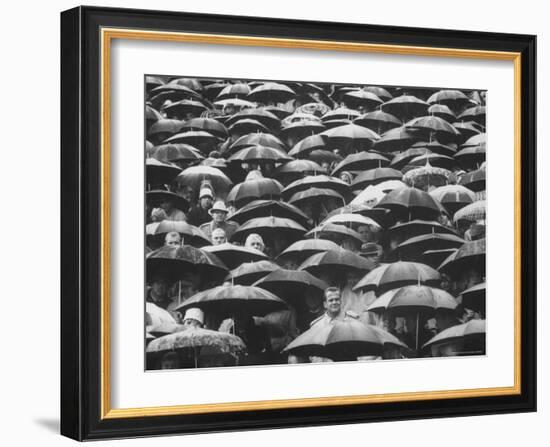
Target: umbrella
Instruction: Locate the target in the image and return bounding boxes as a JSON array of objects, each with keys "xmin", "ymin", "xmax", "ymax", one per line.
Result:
[
  {"xmin": 163, "ymin": 130, "xmax": 219, "ymax": 151},
  {"xmin": 203, "ymin": 81, "xmax": 230, "ymax": 100},
  {"xmin": 388, "ymin": 219, "xmax": 457, "ymax": 239},
  {"xmin": 274, "ymin": 159, "xmax": 326, "ymax": 185},
  {"xmin": 168, "ymin": 77, "xmax": 203, "ymax": 92},
  {"xmin": 461, "ymin": 133, "xmax": 486, "ymax": 148},
  {"xmin": 405, "ymin": 115, "xmax": 460, "ymax": 138},
  {"xmin": 454, "ymin": 121, "xmax": 483, "ymax": 142},
  {"xmin": 230, "ymin": 216, "xmax": 308, "ymax": 244},
  {"xmin": 247, "ymin": 82, "xmax": 296, "ymax": 103},
  {"xmin": 429, "ymin": 185, "xmax": 476, "ymax": 214},
  {"xmin": 148, "ymin": 119, "xmax": 184, "ymax": 143},
  {"xmin": 354, "ymin": 110, "xmax": 401, "ymax": 134},
  {"xmin": 331, "ymin": 152, "xmax": 390, "ymax": 176},
  {"xmin": 226, "ymin": 176, "xmax": 283, "ymax": 207},
  {"xmin": 350, "ymin": 185, "xmax": 388, "ymax": 207},
  {"xmin": 427, "ymin": 104, "xmax": 456, "ymax": 122},
  {"xmin": 202, "ymin": 243, "xmax": 268, "ymax": 269},
  {"xmin": 175, "ymin": 165, "xmax": 233, "ymax": 194},
  {"xmin": 377, "ymin": 186, "xmax": 443, "ymax": 221},
  {"xmin": 427, "ymin": 89, "xmax": 471, "ymax": 111},
  {"xmin": 409, "ymin": 153, "xmax": 456, "ymax": 170},
  {"xmin": 216, "ymin": 82, "xmax": 251, "ymax": 100},
  {"xmin": 402, "ymin": 164, "xmax": 451, "ymax": 190},
  {"xmin": 381, "ymin": 95, "xmax": 429, "ymax": 120},
  {"xmin": 363, "ymin": 86, "xmax": 393, "ymax": 102},
  {"xmin": 299, "ymin": 247, "xmax": 374, "ymax": 276},
  {"xmin": 323, "ymin": 213, "xmax": 382, "ymax": 231},
  {"xmin": 146, "ymin": 220, "xmax": 211, "ymax": 248},
  {"xmin": 454, "ymin": 145, "xmax": 486, "ymax": 169},
  {"xmin": 145, "ymin": 75, "xmax": 164, "ymax": 91},
  {"xmin": 228, "ymin": 132, "xmax": 286, "ymax": 155},
  {"xmin": 146, "ymin": 104, "xmax": 163, "ymax": 128},
  {"xmin": 225, "ymin": 260, "xmax": 281, "ymax": 285},
  {"xmin": 214, "ymin": 98, "xmax": 256, "ymax": 110},
  {"xmin": 394, "ymin": 233, "xmax": 466, "ymax": 261},
  {"xmin": 438, "ymin": 238, "xmax": 486, "ymax": 276},
  {"xmin": 411, "ymin": 141, "xmax": 457, "ymax": 157},
  {"xmin": 453, "ymin": 200, "xmax": 486, "ymax": 223},
  {"xmin": 305, "ymin": 223, "xmax": 363, "ymax": 246},
  {"xmin": 176, "ymin": 285, "xmax": 287, "ymax": 316},
  {"xmin": 199, "ymin": 157, "xmax": 227, "ymax": 169},
  {"xmin": 145, "ymin": 140, "xmax": 156, "ymax": 157},
  {"xmin": 152, "ymin": 143, "xmax": 204, "ymax": 164},
  {"xmin": 420, "ymin": 248, "xmax": 458, "ymax": 269},
  {"xmin": 180, "ymin": 117, "xmax": 229, "ymax": 139},
  {"xmin": 282, "ymin": 175, "xmax": 350, "ymax": 200},
  {"xmin": 342, "ymin": 89, "xmax": 383, "ymax": 110},
  {"xmin": 145, "ymin": 190, "xmax": 189, "ymax": 213},
  {"xmin": 321, "ymin": 107, "xmax": 361, "ymax": 121},
  {"xmin": 288, "ymin": 187, "xmax": 345, "ymax": 207},
  {"xmin": 162, "ymin": 99, "xmax": 208, "ymax": 118},
  {"xmin": 457, "ymin": 105, "xmax": 486, "ymax": 126},
  {"xmin": 145, "ymin": 158, "xmax": 182, "ymax": 187},
  {"xmin": 225, "ymin": 108, "xmax": 281, "ymax": 130},
  {"xmin": 422, "ymin": 319, "xmax": 486, "ymax": 354},
  {"xmin": 353, "ymin": 261, "xmax": 441, "ymax": 294},
  {"xmin": 228, "ymin": 118, "xmax": 270, "ymax": 135},
  {"xmin": 390, "ymin": 147, "xmax": 432, "ymax": 170},
  {"xmin": 146, "ymin": 244, "xmax": 228, "ymax": 283},
  {"xmin": 288, "ymin": 134, "xmax": 326, "ymax": 158},
  {"xmin": 458, "ymin": 282, "xmax": 486, "ymax": 315},
  {"xmin": 253, "ymin": 269, "xmax": 328, "ymax": 307},
  {"xmin": 228, "ymin": 145, "xmax": 292, "ymax": 165},
  {"xmin": 229, "ymin": 199, "xmax": 310, "ymax": 228},
  {"xmin": 281, "ymin": 120, "xmax": 325, "ymax": 138},
  {"xmin": 459, "ymin": 167, "xmax": 486, "ymax": 192},
  {"xmin": 373, "ymin": 126, "xmax": 423, "ymax": 153},
  {"xmin": 308, "ymin": 149, "xmax": 343, "ymax": 165},
  {"xmin": 320, "ymin": 123, "xmax": 380, "ymax": 152},
  {"xmin": 276, "ymin": 239, "xmax": 340, "ymax": 265},
  {"xmin": 283, "ymin": 319, "xmax": 407, "ymax": 360},
  {"xmin": 351, "ymin": 167, "xmax": 403, "ymax": 189}
]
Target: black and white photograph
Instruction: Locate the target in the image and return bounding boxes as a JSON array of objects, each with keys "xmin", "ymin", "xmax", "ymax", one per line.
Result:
[{"xmin": 143, "ymin": 76, "xmax": 486, "ymax": 370}]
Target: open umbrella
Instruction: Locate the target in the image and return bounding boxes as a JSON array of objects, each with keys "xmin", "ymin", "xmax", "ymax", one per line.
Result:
[
  {"xmin": 145, "ymin": 190, "xmax": 189, "ymax": 213},
  {"xmin": 402, "ymin": 163, "xmax": 452, "ymax": 190},
  {"xmin": 422, "ymin": 319, "xmax": 486, "ymax": 355},
  {"xmin": 353, "ymin": 261, "xmax": 441, "ymax": 295},
  {"xmin": 229, "ymin": 199, "xmax": 310, "ymax": 228},
  {"xmin": 225, "ymin": 108, "xmax": 281, "ymax": 130},
  {"xmin": 288, "ymin": 187, "xmax": 345, "ymax": 207},
  {"xmin": 147, "ymin": 119, "xmax": 184, "ymax": 143},
  {"xmin": 453, "ymin": 200, "xmax": 486, "ymax": 223},
  {"xmin": 228, "ymin": 144, "xmax": 292, "ymax": 165},
  {"xmin": 342, "ymin": 89, "xmax": 383, "ymax": 110},
  {"xmin": 323, "ymin": 213, "xmax": 382, "ymax": 231},
  {"xmin": 381, "ymin": 95, "xmax": 429, "ymax": 120},
  {"xmin": 377, "ymin": 186, "xmax": 443, "ymax": 221},
  {"xmin": 214, "ymin": 98, "xmax": 256, "ymax": 111},
  {"xmin": 394, "ymin": 233, "xmax": 466, "ymax": 261},
  {"xmin": 146, "ymin": 302, "xmax": 177, "ymax": 334},
  {"xmin": 254, "ymin": 269, "xmax": 328, "ymax": 307},
  {"xmin": 388, "ymin": 219, "xmax": 457, "ymax": 240},
  {"xmin": 454, "ymin": 145, "xmax": 486, "ymax": 170},
  {"xmin": 373, "ymin": 126, "xmax": 423, "ymax": 153},
  {"xmin": 226, "ymin": 175, "xmax": 283, "ymax": 207},
  {"xmin": 322, "ymin": 107, "xmax": 361, "ymax": 122},
  {"xmin": 176, "ymin": 285, "xmax": 287, "ymax": 316},
  {"xmin": 276, "ymin": 239, "xmax": 340, "ymax": 265},
  {"xmin": 274, "ymin": 159, "xmax": 326, "ymax": 185},
  {"xmin": 230, "ymin": 216, "xmax": 307, "ymax": 244},
  {"xmin": 225, "ymin": 260, "xmax": 281, "ymax": 286},
  {"xmin": 354, "ymin": 110, "xmax": 401, "ymax": 134},
  {"xmin": 405, "ymin": 115, "xmax": 460, "ymax": 139},
  {"xmin": 427, "ymin": 104, "xmax": 456, "ymax": 123},
  {"xmin": 247, "ymin": 82, "xmax": 296, "ymax": 104},
  {"xmin": 454, "ymin": 121, "xmax": 482, "ymax": 142},
  {"xmin": 146, "ymin": 244, "xmax": 228, "ymax": 283},
  {"xmin": 228, "ymin": 132, "xmax": 286, "ymax": 155},
  {"xmin": 283, "ymin": 319, "xmax": 407, "ymax": 360},
  {"xmin": 427, "ymin": 89, "xmax": 471, "ymax": 112},
  {"xmin": 146, "ymin": 158, "xmax": 182, "ymax": 187},
  {"xmin": 288, "ymin": 134, "xmax": 326, "ymax": 158},
  {"xmin": 429, "ymin": 185, "xmax": 476, "ymax": 215},
  {"xmin": 180, "ymin": 117, "xmax": 228, "ymax": 139},
  {"xmin": 216, "ymin": 82, "xmax": 251, "ymax": 100},
  {"xmin": 228, "ymin": 118, "xmax": 270, "ymax": 135},
  {"xmin": 152, "ymin": 143, "xmax": 204, "ymax": 165},
  {"xmin": 351, "ymin": 167, "xmax": 403, "ymax": 190},
  {"xmin": 163, "ymin": 130, "xmax": 219, "ymax": 152},
  {"xmin": 331, "ymin": 152, "xmax": 390, "ymax": 176},
  {"xmin": 459, "ymin": 167, "xmax": 486, "ymax": 192},
  {"xmin": 411, "ymin": 140, "xmax": 457, "ymax": 157},
  {"xmin": 282, "ymin": 175, "xmax": 350, "ymax": 200},
  {"xmin": 438, "ymin": 238, "xmax": 486, "ymax": 277},
  {"xmin": 305, "ymin": 223, "xmax": 363, "ymax": 246},
  {"xmin": 420, "ymin": 248, "xmax": 458, "ymax": 269},
  {"xmin": 458, "ymin": 282, "xmax": 486, "ymax": 315},
  {"xmin": 299, "ymin": 247, "xmax": 374, "ymax": 276},
  {"xmin": 202, "ymin": 243, "xmax": 268, "ymax": 269},
  {"xmin": 168, "ymin": 77, "xmax": 203, "ymax": 92},
  {"xmin": 457, "ymin": 105, "xmax": 486, "ymax": 126},
  {"xmin": 146, "ymin": 220, "xmax": 211, "ymax": 248},
  {"xmin": 409, "ymin": 153, "xmax": 456, "ymax": 170},
  {"xmin": 320, "ymin": 123, "xmax": 380, "ymax": 152},
  {"xmin": 162, "ymin": 99, "xmax": 208, "ymax": 119},
  {"xmin": 390, "ymin": 147, "xmax": 432, "ymax": 170},
  {"xmin": 175, "ymin": 165, "xmax": 233, "ymax": 194}
]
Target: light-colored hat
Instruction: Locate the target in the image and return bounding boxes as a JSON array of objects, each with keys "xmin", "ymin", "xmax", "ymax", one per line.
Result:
[
  {"xmin": 209, "ymin": 200, "xmax": 229, "ymax": 215},
  {"xmin": 183, "ymin": 308, "xmax": 204, "ymax": 325},
  {"xmin": 199, "ymin": 187, "xmax": 213, "ymax": 199}
]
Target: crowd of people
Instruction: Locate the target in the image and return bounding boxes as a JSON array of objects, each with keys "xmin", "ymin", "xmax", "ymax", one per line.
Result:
[{"xmin": 144, "ymin": 75, "xmax": 487, "ymax": 370}]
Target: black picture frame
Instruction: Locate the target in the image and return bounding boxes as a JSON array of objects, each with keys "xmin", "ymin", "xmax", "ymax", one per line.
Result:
[{"xmin": 60, "ymin": 5, "xmax": 536, "ymax": 441}]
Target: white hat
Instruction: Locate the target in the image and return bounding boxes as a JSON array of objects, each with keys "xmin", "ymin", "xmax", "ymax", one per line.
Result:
[
  {"xmin": 209, "ymin": 200, "xmax": 229, "ymax": 215},
  {"xmin": 199, "ymin": 187, "xmax": 213, "ymax": 199},
  {"xmin": 183, "ymin": 308, "xmax": 204, "ymax": 325}
]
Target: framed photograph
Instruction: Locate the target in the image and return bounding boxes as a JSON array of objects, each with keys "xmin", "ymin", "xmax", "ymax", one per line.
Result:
[{"xmin": 60, "ymin": 6, "xmax": 536, "ymax": 441}]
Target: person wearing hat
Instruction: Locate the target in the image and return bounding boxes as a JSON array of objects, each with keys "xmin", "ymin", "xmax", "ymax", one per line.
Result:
[
  {"xmin": 199, "ymin": 200, "xmax": 239, "ymax": 241},
  {"xmin": 186, "ymin": 187, "xmax": 214, "ymax": 227},
  {"xmin": 182, "ymin": 308, "xmax": 205, "ymax": 328}
]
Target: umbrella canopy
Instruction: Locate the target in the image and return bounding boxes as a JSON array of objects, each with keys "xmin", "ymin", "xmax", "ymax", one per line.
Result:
[
  {"xmin": 367, "ymin": 285, "xmax": 457, "ymax": 316},
  {"xmin": 458, "ymin": 282, "xmax": 486, "ymax": 315},
  {"xmin": 299, "ymin": 247, "xmax": 374, "ymax": 276},
  {"xmin": 163, "ymin": 130, "xmax": 219, "ymax": 151},
  {"xmin": 353, "ymin": 261, "xmax": 441, "ymax": 294},
  {"xmin": 180, "ymin": 117, "xmax": 228, "ymax": 139},
  {"xmin": 459, "ymin": 167, "xmax": 486, "ymax": 192},
  {"xmin": 390, "ymin": 147, "xmax": 432, "ymax": 170},
  {"xmin": 216, "ymin": 82, "xmax": 251, "ymax": 100},
  {"xmin": 394, "ymin": 233, "xmax": 466, "ymax": 261},
  {"xmin": 228, "ymin": 132, "xmax": 286, "ymax": 155},
  {"xmin": 288, "ymin": 134, "xmax": 326, "ymax": 158},
  {"xmin": 152, "ymin": 143, "xmax": 204, "ymax": 164},
  {"xmin": 146, "ymin": 220, "xmax": 211, "ymax": 247},
  {"xmin": 323, "ymin": 213, "xmax": 382, "ymax": 231},
  {"xmin": 162, "ymin": 99, "xmax": 208, "ymax": 118},
  {"xmin": 202, "ymin": 243, "xmax": 268, "ymax": 269},
  {"xmin": 146, "ymin": 302, "xmax": 177, "ymax": 333},
  {"xmin": 214, "ymin": 97, "xmax": 256, "ymax": 111},
  {"xmin": 288, "ymin": 187, "xmax": 345, "ymax": 207},
  {"xmin": 455, "ymin": 145, "xmax": 486, "ymax": 170},
  {"xmin": 228, "ymin": 118, "xmax": 270, "ymax": 135},
  {"xmin": 146, "ymin": 245, "xmax": 228, "ymax": 283},
  {"xmin": 429, "ymin": 185, "xmax": 476, "ymax": 215},
  {"xmin": 229, "ymin": 199, "xmax": 310, "ymax": 228},
  {"xmin": 454, "ymin": 121, "xmax": 482, "ymax": 142},
  {"xmin": 225, "ymin": 109, "xmax": 281, "ymax": 130},
  {"xmin": 226, "ymin": 176, "xmax": 283, "ymax": 207},
  {"xmin": 225, "ymin": 260, "xmax": 281, "ymax": 286},
  {"xmin": 145, "ymin": 190, "xmax": 189, "ymax": 213},
  {"xmin": 342, "ymin": 89, "xmax": 383, "ymax": 110},
  {"xmin": 461, "ymin": 133, "xmax": 486, "ymax": 148},
  {"xmin": 427, "ymin": 104, "xmax": 456, "ymax": 122},
  {"xmin": 247, "ymin": 82, "xmax": 296, "ymax": 103},
  {"xmin": 253, "ymin": 269, "xmax": 328, "ymax": 307},
  {"xmin": 176, "ymin": 285, "xmax": 287, "ymax": 316},
  {"xmin": 420, "ymin": 248, "xmax": 458, "ymax": 269},
  {"xmin": 373, "ymin": 126, "xmax": 423, "ymax": 153},
  {"xmin": 411, "ymin": 140, "xmax": 457, "ymax": 157},
  {"xmin": 457, "ymin": 105, "xmax": 486, "ymax": 126},
  {"xmin": 320, "ymin": 123, "xmax": 380, "ymax": 152},
  {"xmin": 405, "ymin": 115, "xmax": 460, "ymax": 138},
  {"xmin": 381, "ymin": 95, "xmax": 429, "ymax": 120},
  {"xmin": 305, "ymin": 223, "xmax": 363, "ymax": 246},
  {"xmin": 322, "ymin": 107, "xmax": 361, "ymax": 121},
  {"xmin": 283, "ymin": 319, "xmax": 407, "ymax": 360},
  {"xmin": 438, "ymin": 238, "xmax": 486, "ymax": 276},
  {"xmin": 453, "ymin": 200, "xmax": 486, "ymax": 223},
  {"xmin": 228, "ymin": 144, "xmax": 292, "ymax": 165},
  {"xmin": 175, "ymin": 165, "xmax": 233, "ymax": 193},
  {"xmin": 351, "ymin": 167, "xmax": 403, "ymax": 189},
  {"xmin": 388, "ymin": 219, "xmax": 457, "ymax": 240},
  {"xmin": 145, "ymin": 157, "xmax": 182, "ymax": 187},
  {"xmin": 146, "ymin": 327, "xmax": 247, "ymax": 358},
  {"xmin": 354, "ymin": 110, "xmax": 401, "ymax": 134},
  {"xmin": 148, "ymin": 119, "xmax": 184, "ymax": 142},
  {"xmin": 282, "ymin": 175, "xmax": 350, "ymax": 200},
  {"xmin": 427, "ymin": 89, "xmax": 471, "ymax": 111},
  {"xmin": 409, "ymin": 153, "xmax": 456, "ymax": 170},
  {"xmin": 230, "ymin": 216, "xmax": 308, "ymax": 244},
  {"xmin": 422, "ymin": 319, "xmax": 486, "ymax": 352},
  {"xmin": 332, "ymin": 152, "xmax": 390, "ymax": 176},
  {"xmin": 402, "ymin": 164, "xmax": 452, "ymax": 190},
  {"xmin": 274, "ymin": 159, "xmax": 326, "ymax": 185},
  {"xmin": 276, "ymin": 239, "xmax": 340, "ymax": 265},
  {"xmin": 377, "ymin": 186, "xmax": 444, "ymax": 221}
]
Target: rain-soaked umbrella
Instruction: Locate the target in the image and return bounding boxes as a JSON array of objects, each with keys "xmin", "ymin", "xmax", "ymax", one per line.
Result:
[
  {"xmin": 422, "ymin": 319, "xmax": 485, "ymax": 354},
  {"xmin": 350, "ymin": 185, "xmax": 388, "ymax": 208},
  {"xmin": 276, "ymin": 239, "xmax": 340, "ymax": 266},
  {"xmin": 146, "ymin": 158, "xmax": 182, "ymax": 187},
  {"xmin": 228, "ymin": 118, "xmax": 270, "ymax": 135},
  {"xmin": 214, "ymin": 98, "xmax": 256, "ymax": 111},
  {"xmin": 145, "ymin": 190, "xmax": 189, "ymax": 213},
  {"xmin": 225, "ymin": 260, "xmax": 281, "ymax": 286},
  {"xmin": 228, "ymin": 132, "xmax": 286, "ymax": 155},
  {"xmin": 438, "ymin": 238, "xmax": 486, "ymax": 277},
  {"xmin": 409, "ymin": 153, "xmax": 456, "ymax": 170},
  {"xmin": 228, "ymin": 144, "xmax": 292, "ymax": 165},
  {"xmin": 226, "ymin": 174, "xmax": 283, "ymax": 207},
  {"xmin": 274, "ymin": 159, "xmax": 326, "ymax": 185},
  {"xmin": 305, "ymin": 223, "xmax": 363, "ymax": 246},
  {"xmin": 458, "ymin": 282, "xmax": 486, "ymax": 315},
  {"xmin": 146, "ymin": 104, "xmax": 163, "ymax": 129},
  {"xmin": 377, "ymin": 186, "xmax": 444, "ymax": 221},
  {"xmin": 288, "ymin": 187, "xmax": 345, "ymax": 207},
  {"xmin": 455, "ymin": 145, "xmax": 486, "ymax": 170},
  {"xmin": 321, "ymin": 107, "xmax": 361, "ymax": 122},
  {"xmin": 351, "ymin": 167, "xmax": 403, "ymax": 190},
  {"xmin": 342, "ymin": 89, "xmax": 383, "ymax": 110},
  {"xmin": 411, "ymin": 141, "xmax": 457, "ymax": 157},
  {"xmin": 164, "ymin": 130, "xmax": 219, "ymax": 152},
  {"xmin": 427, "ymin": 89, "xmax": 471, "ymax": 112},
  {"xmin": 146, "ymin": 244, "xmax": 228, "ymax": 283},
  {"xmin": 420, "ymin": 248, "xmax": 458, "ymax": 269},
  {"xmin": 152, "ymin": 143, "xmax": 204, "ymax": 165},
  {"xmin": 461, "ymin": 133, "xmax": 486, "ymax": 148},
  {"xmin": 394, "ymin": 233, "xmax": 465, "ymax": 261},
  {"xmin": 459, "ymin": 167, "xmax": 486, "ymax": 192},
  {"xmin": 454, "ymin": 121, "xmax": 482, "ymax": 142},
  {"xmin": 230, "ymin": 216, "xmax": 307, "ymax": 244},
  {"xmin": 354, "ymin": 110, "xmax": 401, "ymax": 134},
  {"xmin": 381, "ymin": 95, "xmax": 429, "ymax": 120},
  {"xmin": 146, "ymin": 220, "xmax": 211, "ymax": 248},
  {"xmin": 216, "ymin": 82, "xmax": 251, "ymax": 100},
  {"xmin": 146, "ymin": 75, "xmax": 165, "ymax": 92},
  {"xmin": 429, "ymin": 185, "xmax": 476, "ymax": 215},
  {"xmin": 373, "ymin": 126, "xmax": 423, "ymax": 153},
  {"xmin": 353, "ymin": 261, "xmax": 441, "ymax": 295},
  {"xmin": 402, "ymin": 164, "xmax": 451, "ymax": 190},
  {"xmin": 145, "ymin": 140, "xmax": 155, "ymax": 157},
  {"xmin": 331, "ymin": 152, "xmax": 390, "ymax": 176},
  {"xmin": 323, "ymin": 213, "xmax": 382, "ymax": 231},
  {"xmin": 288, "ymin": 134, "xmax": 326, "ymax": 158},
  {"xmin": 405, "ymin": 115, "xmax": 460, "ymax": 139},
  {"xmin": 388, "ymin": 219, "xmax": 457, "ymax": 240},
  {"xmin": 180, "ymin": 117, "xmax": 229, "ymax": 139},
  {"xmin": 390, "ymin": 147, "xmax": 432, "ymax": 170},
  {"xmin": 225, "ymin": 108, "xmax": 281, "ymax": 130},
  {"xmin": 203, "ymin": 243, "xmax": 268, "ymax": 269},
  {"xmin": 247, "ymin": 82, "xmax": 296, "ymax": 104},
  {"xmin": 457, "ymin": 105, "xmax": 486, "ymax": 126},
  {"xmin": 282, "ymin": 175, "xmax": 350, "ymax": 200},
  {"xmin": 253, "ymin": 269, "xmax": 328, "ymax": 308},
  {"xmin": 427, "ymin": 104, "xmax": 456, "ymax": 123},
  {"xmin": 229, "ymin": 199, "xmax": 310, "ymax": 228},
  {"xmin": 175, "ymin": 165, "xmax": 233, "ymax": 194},
  {"xmin": 168, "ymin": 77, "xmax": 203, "ymax": 92},
  {"xmin": 299, "ymin": 247, "xmax": 374, "ymax": 276},
  {"xmin": 320, "ymin": 123, "xmax": 380, "ymax": 152},
  {"xmin": 453, "ymin": 200, "xmax": 486, "ymax": 223},
  {"xmin": 176, "ymin": 285, "xmax": 287, "ymax": 317},
  {"xmin": 283, "ymin": 319, "xmax": 407, "ymax": 360},
  {"xmin": 162, "ymin": 99, "xmax": 208, "ymax": 119}
]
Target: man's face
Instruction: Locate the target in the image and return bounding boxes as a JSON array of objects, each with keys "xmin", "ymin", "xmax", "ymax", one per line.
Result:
[
  {"xmin": 200, "ymin": 197, "xmax": 213, "ymax": 209},
  {"xmin": 357, "ymin": 225, "xmax": 370, "ymax": 242},
  {"xmin": 324, "ymin": 291, "xmax": 341, "ymax": 317},
  {"xmin": 248, "ymin": 240, "xmax": 263, "ymax": 251},
  {"xmin": 151, "ymin": 279, "xmax": 168, "ymax": 298},
  {"xmin": 212, "ymin": 230, "xmax": 226, "ymax": 245},
  {"xmin": 179, "ymin": 280, "xmax": 197, "ymax": 299},
  {"xmin": 212, "ymin": 210, "xmax": 226, "ymax": 224},
  {"xmin": 181, "ymin": 186, "xmax": 193, "ymax": 201},
  {"xmin": 165, "ymin": 234, "xmax": 181, "ymax": 247}
]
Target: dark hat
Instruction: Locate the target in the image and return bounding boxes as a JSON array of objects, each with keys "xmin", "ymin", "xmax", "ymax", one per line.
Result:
[{"xmin": 360, "ymin": 242, "xmax": 381, "ymax": 256}]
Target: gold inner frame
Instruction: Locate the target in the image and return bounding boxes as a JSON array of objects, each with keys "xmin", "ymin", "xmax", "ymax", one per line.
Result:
[{"xmin": 100, "ymin": 28, "xmax": 522, "ymax": 419}]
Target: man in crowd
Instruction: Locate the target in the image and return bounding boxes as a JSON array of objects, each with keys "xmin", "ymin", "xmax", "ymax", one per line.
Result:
[
  {"xmin": 158, "ymin": 196, "xmax": 187, "ymax": 222},
  {"xmin": 200, "ymin": 201, "xmax": 239, "ymax": 241},
  {"xmin": 146, "ymin": 274, "xmax": 172, "ymax": 310},
  {"xmin": 310, "ymin": 287, "xmax": 359, "ymax": 327},
  {"xmin": 211, "ymin": 228, "xmax": 227, "ymax": 245},
  {"xmin": 164, "ymin": 231, "xmax": 182, "ymax": 247},
  {"xmin": 359, "ymin": 242, "xmax": 383, "ymax": 268},
  {"xmin": 187, "ymin": 187, "xmax": 214, "ymax": 226}
]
